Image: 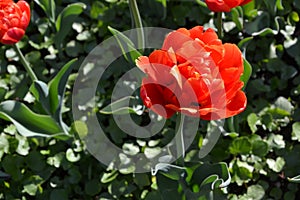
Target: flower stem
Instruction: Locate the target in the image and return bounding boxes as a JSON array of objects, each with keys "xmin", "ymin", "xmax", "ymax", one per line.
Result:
[
  {"xmin": 175, "ymin": 113, "xmax": 185, "ymax": 166},
  {"xmin": 13, "ymin": 44, "xmax": 38, "ymax": 82},
  {"xmin": 228, "ymin": 116, "xmax": 236, "ymax": 133},
  {"xmin": 216, "ymin": 12, "xmax": 224, "ymax": 38},
  {"xmin": 128, "ymin": 0, "xmax": 144, "ymax": 50}
]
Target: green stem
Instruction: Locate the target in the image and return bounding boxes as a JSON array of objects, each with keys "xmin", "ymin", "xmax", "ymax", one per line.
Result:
[
  {"xmin": 175, "ymin": 113, "xmax": 185, "ymax": 166},
  {"xmin": 216, "ymin": 12, "xmax": 224, "ymax": 38},
  {"xmin": 128, "ymin": 0, "xmax": 144, "ymax": 50},
  {"xmin": 228, "ymin": 116, "xmax": 236, "ymax": 133},
  {"xmin": 13, "ymin": 44, "xmax": 38, "ymax": 82}
]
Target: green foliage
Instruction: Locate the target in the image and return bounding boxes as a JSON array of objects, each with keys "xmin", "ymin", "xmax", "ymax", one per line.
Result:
[{"xmin": 0, "ymin": 0, "xmax": 300, "ymax": 199}]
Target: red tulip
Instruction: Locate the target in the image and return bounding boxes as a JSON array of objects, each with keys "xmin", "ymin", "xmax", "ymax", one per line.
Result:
[
  {"xmin": 205, "ymin": 0, "xmax": 252, "ymax": 12},
  {"xmin": 0, "ymin": 0, "xmax": 31, "ymax": 45},
  {"xmin": 136, "ymin": 26, "xmax": 247, "ymax": 120}
]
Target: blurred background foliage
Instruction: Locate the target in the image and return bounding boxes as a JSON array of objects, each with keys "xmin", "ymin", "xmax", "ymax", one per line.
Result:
[{"xmin": 0, "ymin": 0, "xmax": 300, "ymax": 199}]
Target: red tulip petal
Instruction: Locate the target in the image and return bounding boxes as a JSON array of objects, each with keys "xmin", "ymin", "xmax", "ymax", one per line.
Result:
[
  {"xmin": 185, "ymin": 77, "xmax": 210, "ymax": 103},
  {"xmin": 204, "ymin": 45, "xmax": 224, "ymax": 65},
  {"xmin": 219, "ymin": 43, "xmax": 243, "ymax": 82},
  {"xmin": 162, "ymin": 28, "xmax": 191, "ymax": 51},
  {"xmin": 224, "ymin": 0, "xmax": 242, "ymax": 8},
  {"xmin": 136, "ymin": 56, "xmax": 152, "ymax": 74},
  {"xmin": 225, "ymin": 81, "xmax": 244, "ymax": 102},
  {"xmin": 191, "ymin": 27, "xmax": 220, "ymax": 45},
  {"xmin": 240, "ymin": 0, "xmax": 252, "ymax": 6},
  {"xmin": 189, "ymin": 26, "xmax": 205, "ymax": 40},
  {"xmin": 0, "ymin": 27, "xmax": 24, "ymax": 44},
  {"xmin": 17, "ymin": 0, "xmax": 31, "ymax": 20},
  {"xmin": 149, "ymin": 50, "xmax": 174, "ymax": 67},
  {"xmin": 226, "ymin": 90, "xmax": 247, "ymax": 117},
  {"xmin": 140, "ymin": 81, "xmax": 177, "ymax": 118},
  {"xmin": 205, "ymin": 0, "xmax": 232, "ymax": 12}
]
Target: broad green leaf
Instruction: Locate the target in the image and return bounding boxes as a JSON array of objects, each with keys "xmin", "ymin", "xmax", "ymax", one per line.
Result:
[
  {"xmin": 267, "ymin": 134, "xmax": 285, "ymax": 149},
  {"xmin": 274, "ymin": 96, "xmax": 294, "ymax": 114},
  {"xmin": 72, "ymin": 121, "xmax": 88, "ymax": 139},
  {"xmin": 55, "ymin": 3, "xmax": 86, "ymax": 47},
  {"xmin": 229, "ymin": 137, "xmax": 252, "ymax": 155},
  {"xmin": 275, "ymin": 0, "xmax": 284, "ymax": 10},
  {"xmin": 231, "ymin": 8, "xmax": 243, "ymax": 30},
  {"xmin": 201, "ymin": 174, "xmax": 219, "ymax": 187},
  {"xmin": 85, "ymin": 179, "xmax": 102, "ymax": 196},
  {"xmin": 30, "ymin": 80, "xmax": 51, "ymax": 114},
  {"xmin": 50, "ymin": 189, "xmax": 68, "ymax": 200},
  {"xmin": 291, "ymin": 122, "xmax": 300, "ymax": 142},
  {"xmin": 145, "ymin": 191, "xmax": 162, "ymax": 200},
  {"xmin": 192, "ymin": 162, "xmax": 231, "ymax": 189},
  {"xmin": 233, "ymin": 160, "xmax": 253, "ymax": 183},
  {"xmin": 48, "ymin": 59, "xmax": 77, "ymax": 120},
  {"xmin": 0, "ymin": 100, "xmax": 65, "ymax": 138},
  {"xmin": 246, "ymin": 184, "xmax": 265, "ymax": 200},
  {"xmin": 247, "ymin": 113, "xmax": 259, "ymax": 133},
  {"xmin": 0, "ymin": 87, "xmax": 6, "ymax": 101},
  {"xmin": 23, "ymin": 183, "xmax": 39, "ymax": 196},
  {"xmin": 156, "ymin": 172, "xmax": 182, "ymax": 200},
  {"xmin": 27, "ymin": 151, "xmax": 46, "ymax": 171},
  {"xmin": 128, "ymin": 0, "xmax": 144, "ymax": 49},
  {"xmin": 252, "ymin": 140, "xmax": 268, "ymax": 157},
  {"xmin": 16, "ymin": 134, "xmax": 30, "ymax": 156},
  {"xmin": 263, "ymin": 0, "xmax": 277, "ymax": 16},
  {"xmin": 238, "ymin": 37, "xmax": 253, "ymax": 49},
  {"xmin": 266, "ymin": 157, "xmax": 285, "ymax": 173},
  {"xmin": 270, "ymin": 188, "xmax": 282, "ymax": 199},
  {"xmin": 133, "ymin": 174, "xmax": 150, "ymax": 189},
  {"xmin": 100, "ymin": 96, "xmax": 141, "ymax": 115},
  {"xmin": 29, "ymin": 59, "xmax": 76, "ymax": 135},
  {"xmin": 108, "ymin": 26, "xmax": 142, "ymax": 63},
  {"xmin": 241, "ymin": 59, "xmax": 252, "ymax": 89},
  {"xmin": 25, "ymin": 51, "xmax": 41, "ymax": 64},
  {"xmin": 34, "ymin": 0, "xmax": 56, "ymax": 23}
]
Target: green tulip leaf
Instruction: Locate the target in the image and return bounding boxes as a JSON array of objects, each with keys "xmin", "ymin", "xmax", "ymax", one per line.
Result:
[
  {"xmin": 30, "ymin": 80, "xmax": 51, "ymax": 114},
  {"xmin": 0, "ymin": 100, "xmax": 65, "ymax": 138},
  {"xmin": 48, "ymin": 58, "xmax": 77, "ymax": 121},
  {"xmin": 231, "ymin": 7, "xmax": 243, "ymax": 31},
  {"xmin": 55, "ymin": 3, "xmax": 86, "ymax": 47},
  {"xmin": 29, "ymin": 59, "xmax": 77, "ymax": 134},
  {"xmin": 191, "ymin": 162, "xmax": 231, "ymax": 189},
  {"xmin": 108, "ymin": 26, "xmax": 142, "ymax": 63},
  {"xmin": 34, "ymin": 0, "xmax": 56, "ymax": 23},
  {"xmin": 241, "ymin": 58, "xmax": 252, "ymax": 89},
  {"xmin": 100, "ymin": 96, "xmax": 143, "ymax": 115}
]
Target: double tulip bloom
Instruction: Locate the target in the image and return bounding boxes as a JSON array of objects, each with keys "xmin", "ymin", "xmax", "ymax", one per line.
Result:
[
  {"xmin": 136, "ymin": 26, "xmax": 247, "ymax": 120},
  {"xmin": 206, "ymin": 0, "xmax": 252, "ymax": 12},
  {"xmin": 0, "ymin": 0, "xmax": 31, "ymax": 45}
]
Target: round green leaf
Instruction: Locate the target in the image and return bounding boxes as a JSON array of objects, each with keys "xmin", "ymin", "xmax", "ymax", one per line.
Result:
[
  {"xmin": 85, "ymin": 179, "xmax": 102, "ymax": 196},
  {"xmin": 229, "ymin": 137, "xmax": 252, "ymax": 155},
  {"xmin": 247, "ymin": 184, "xmax": 265, "ymax": 200},
  {"xmin": 252, "ymin": 141, "xmax": 268, "ymax": 157}
]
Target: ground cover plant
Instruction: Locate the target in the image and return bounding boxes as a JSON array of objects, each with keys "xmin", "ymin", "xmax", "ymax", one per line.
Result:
[{"xmin": 0, "ymin": 0, "xmax": 300, "ymax": 199}]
